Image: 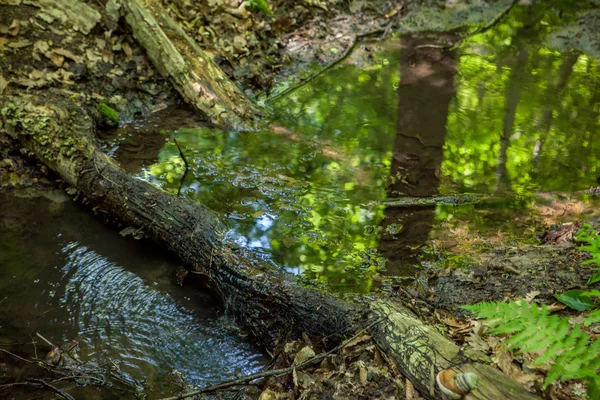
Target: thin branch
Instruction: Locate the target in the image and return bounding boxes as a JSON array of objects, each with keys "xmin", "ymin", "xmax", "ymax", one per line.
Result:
[
  {"xmin": 173, "ymin": 138, "xmax": 189, "ymax": 197},
  {"xmin": 159, "ymin": 317, "xmax": 385, "ymax": 400},
  {"xmin": 36, "ymin": 332, "xmax": 55, "ymax": 348},
  {"xmin": 27, "ymin": 379, "xmax": 76, "ymax": 400},
  {"xmin": 267, "ymin": 25, "xmax": 390, "ymax": 103},
  {"xmin": 0, "ymin": 349, "xmax": 34, "ymax": 364}
]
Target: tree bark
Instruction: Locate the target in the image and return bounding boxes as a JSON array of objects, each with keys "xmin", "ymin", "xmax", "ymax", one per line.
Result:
[
  {"xmin": 117, "ymin": 0, "xmax": 259, "ymax": 130},
  {"xmin": 0, "ymin": 93, "xmax": 538, "ymax": 400}
]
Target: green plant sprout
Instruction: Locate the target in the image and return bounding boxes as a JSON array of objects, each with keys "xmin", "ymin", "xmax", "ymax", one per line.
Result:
[
  {"xmin": 245, "ymin": 0, "xmax": 270, "ymax": 15},
  {"xmin": 574, "ymin": 223, "xmax": 600, "ymax": 285}
]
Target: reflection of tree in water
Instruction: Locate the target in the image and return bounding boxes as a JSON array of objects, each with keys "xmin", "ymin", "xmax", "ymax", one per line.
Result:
[
  {"xmin": 443, "ymin": 4, "xmax": 600, "ymax": 196},
  {"xmin": 136, "ymin": 49, "xmax": 403, "ymax": 292},
  {"xmin": 379, "ymin": 35, "xmax": 457, "ymax": 277}
]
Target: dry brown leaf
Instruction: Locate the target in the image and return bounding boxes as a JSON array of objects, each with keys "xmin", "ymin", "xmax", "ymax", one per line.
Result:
[
  {"xmin": 492, "ymin": 350, "xmax": 541, "ymax": 391},
  {"xmin": 29, "ymin": 69, "xmax": 44, "ymax": 79},
  {"xmin": 8, "ymin": 19, "xmax": 20, "ymax": 36},
  {"xmin": 466, "ymin": 331, "xmax": 489, "ymax": 353},
  {"xmin": 0, "ymin": 73, "xmax": 7, "ymax": 94},
  {"xmin": 50, "ymin": 52, "xmax": 64, "ymax": 67},
  {"xmin": 373, "ymin": 347, "xmax": 385, "ymax": 367},
  {"xmin": 343, "ymin": 334, "xmax": 370, "ymax": 350},
  {"xmin": 86, "ymin": 48, "xmax": 102, "ymax": 62},
  {"xmin": 101, "ymin": 49, "xmax": 114, "ymax": 63},
  {"xmin": 122, "ymin": 41, "xmax": 132, "ymax": 57},
  {"xmin": 7, "ymin": 39, "xmax": 30, "ymax": 49},
  {"xmin": 405, "ymin": 378, "xmax": 418, "ymax": 399},
  {"xmin": 53, "ymin": 48, "xmax": 82, "ymax": 63},
  {"xmin": 524, "ymin": 290, "xmax": 541, "ymax": 302},
  {"xmin": 293, "ymin": 346, "xmax": 315, "ymax": 365},
  {"xmin": 358, "ymin": 362, "xmax": 368, "ymax": 385},
  {"xmin": 546, "ymin": 302, "xmax": 567, "ymax": 313}
]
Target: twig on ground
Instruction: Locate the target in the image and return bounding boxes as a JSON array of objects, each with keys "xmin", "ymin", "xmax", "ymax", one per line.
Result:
[
  {"xmin": 267, "ymin": 25, "xmax": 390, "ymax": 103},
  {"xmin": 173, "ymin": 138, "xmax": 189, "ymax": 197},
  {"xmin": 159, "ymin": 317, "xmax": 385, "ymax": 400}
]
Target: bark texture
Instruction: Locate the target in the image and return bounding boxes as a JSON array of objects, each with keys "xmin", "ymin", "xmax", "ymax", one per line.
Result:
[{"xmin": 118, "ymin": 0, "xmax": 259, "ymax": 130}]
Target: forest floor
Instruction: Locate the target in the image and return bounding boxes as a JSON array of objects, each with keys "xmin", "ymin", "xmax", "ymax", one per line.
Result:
[{"xmin": 2, "ymin": 0, "xmax": 600, "ymax": 399}]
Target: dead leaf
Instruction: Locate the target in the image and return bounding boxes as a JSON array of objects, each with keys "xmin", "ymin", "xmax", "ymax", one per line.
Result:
[
  {"xmin": 233, "ymin": 35, "xmax": 247, "ymax": 51},
  {"xmin": 0, "ymin": 73, "xmax": 7, "ymax": 94},
  {"xmin": 8, "ymin": 19, "xmax": 20, "ymax": 36},
  {"xmin": 53, "ymin": 48, "xmax": 82, "ymax": 63},
  {"xmin": 343, "ymin": 334, "xmax": 370, "ymax": 350},
  {"xmin": 101, "ymin": 49, "xmax": 114, "ymax": 63},
  {"xmin": 7, "ymin": 39, "xmax": 31, "ymax": 49},
  {"xmin": 492, "ymin": 349, "xmax": 542, "ymax": 392},
  {"xmin": 29, "ymin": 69, "xmax": 44, "ymax": 79},
  {"xmin": 122, "ymin": 41, "xmax": 132, "ymax": 57},
  {"xmin": 405, "ymin": 378, "xmax": 417, "ymax": 399},
  {"xmin": 50, "ymin": 52, "xmax": 64, "ymax": 67},
  {"xmin": 466, "ymin": 331, "xmax": 489, "ymax": 353},
  {"xmin": 524, "ymin": 290, "xmax": 541, "ymax": 302},
  {"xmin": 358, "ymin": 362, "xmax": 368, "ymax": 385},
  {"xmin": 546, "ymin": 302, "xmax": 567, "ymax": 313},
  {"xmin": 293, "ymin": 346, "xmax": 316, "ymax": 365},
  {"xmin": 119, "ymin": 227, "xmax": 138, "ymax": 237},
  {"xmin": 86, "ymin": 48, "xmax": 103, "ymax": 62}
]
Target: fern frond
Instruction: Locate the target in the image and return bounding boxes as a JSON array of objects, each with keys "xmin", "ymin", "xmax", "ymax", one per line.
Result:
[{"xmin": 463, "ymin": 299, "xmax": 600, "ymax": 399}]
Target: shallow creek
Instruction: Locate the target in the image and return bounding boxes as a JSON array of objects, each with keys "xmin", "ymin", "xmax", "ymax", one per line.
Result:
[
  {"xmin": 0, "ymin": 193, "xmax": 267, "ymax": 398},
  {"xmin": 3, "ymin": 2, "xmax": 600, "ymax": 397}
]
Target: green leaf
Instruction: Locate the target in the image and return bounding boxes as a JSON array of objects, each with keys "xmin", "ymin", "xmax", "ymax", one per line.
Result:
[
  {"xmin": 555, "ymin": 290, "xmax": 595, "ymax": 311},
  {"xmin": 585, "ymin": 309, "xmax": 600, "ymax": 326},
  {"xmin": 588, "ymin": 273, "xmax": 600, "ymax": 285}
]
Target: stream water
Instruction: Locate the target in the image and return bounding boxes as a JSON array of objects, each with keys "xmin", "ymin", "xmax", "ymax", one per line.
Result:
[
  {"xmin": 105, "ymin": 10, "xmax": 600, "ymax": 293},
  {"xmin": 0, "ymin": 193, "xmax": 267, "ymax": 398},
  {"xmin": 3, "ymin": 2, "xmax": 600, "ymax": 398}
]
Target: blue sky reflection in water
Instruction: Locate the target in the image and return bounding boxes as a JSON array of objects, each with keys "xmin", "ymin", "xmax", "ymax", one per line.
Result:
[{"xmin": 117, "ymin": 5, "xmax": 600, "ymax": 293}]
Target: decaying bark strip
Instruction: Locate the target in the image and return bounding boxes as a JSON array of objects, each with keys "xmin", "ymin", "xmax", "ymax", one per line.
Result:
[
  {"xmin": 0, "ymin": 94, "xmax": 539, "ymax": 400},
  {"xmin": 116, "ymin": 0, "xmax": 259, "ymax": 130}
]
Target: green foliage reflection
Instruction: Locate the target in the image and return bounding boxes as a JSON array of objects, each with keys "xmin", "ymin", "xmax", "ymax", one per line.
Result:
[{"xmin": 145, "ymin": 47, "xmax": 400, "ymax": 292}]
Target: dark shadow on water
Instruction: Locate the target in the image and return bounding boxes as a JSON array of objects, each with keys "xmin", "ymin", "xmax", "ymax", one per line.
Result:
[{"xmin": 0, "ymin": 193, "xmax": 268, "ymax": 398}]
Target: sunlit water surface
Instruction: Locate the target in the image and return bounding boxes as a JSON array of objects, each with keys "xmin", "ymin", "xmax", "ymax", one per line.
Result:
[{"xmin": 103, "ymin": 5, "xmax": 600, "ymax": 293}]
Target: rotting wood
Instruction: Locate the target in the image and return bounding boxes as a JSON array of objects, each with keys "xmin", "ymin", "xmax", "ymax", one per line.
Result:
[
  {"xmin": 117, "ymin": 0, "xmax": 259, "ymax": 130},
  {"xmin": 0, "ymin": 93, "xmax": 540, "ymax": 400},
  {"xmin": 371, "ymin": 299, "xmax": 538, "ymax": 400}
]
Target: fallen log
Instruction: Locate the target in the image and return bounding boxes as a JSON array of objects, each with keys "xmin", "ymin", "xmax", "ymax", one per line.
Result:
[
  {"xmin": 115, "ymin": 0, "xmax": 259, "ymax": 130},
  {"xmin": 0, "ymin": 94, "xmax": 539, "ymax": 400}
]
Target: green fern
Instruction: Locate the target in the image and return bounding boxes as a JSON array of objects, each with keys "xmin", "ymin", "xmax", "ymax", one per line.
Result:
[{"xmin": 461, "ymin": 299, "xmax": 600, "ymax": 398}]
